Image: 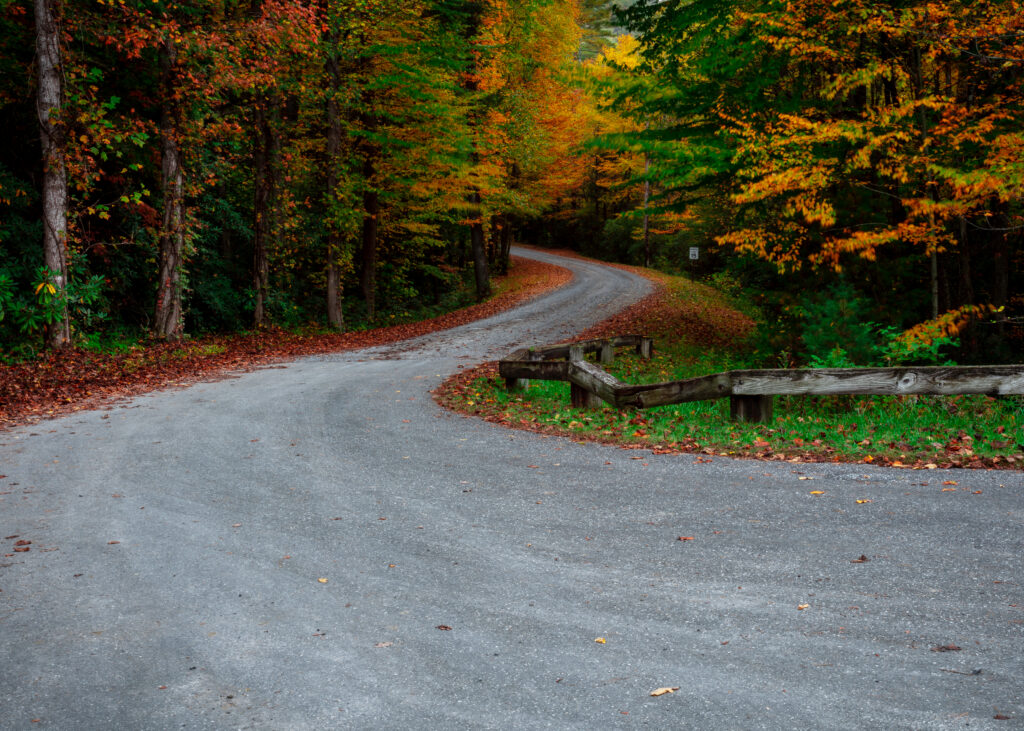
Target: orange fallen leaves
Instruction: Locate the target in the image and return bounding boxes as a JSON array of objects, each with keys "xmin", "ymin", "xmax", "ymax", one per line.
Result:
[{"xmin": 650, "ymin": 687, "xmax": 679, "ymax": 697}]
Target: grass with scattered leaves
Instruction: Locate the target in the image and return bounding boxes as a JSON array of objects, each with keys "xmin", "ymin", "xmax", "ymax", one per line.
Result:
[{"xmin": 437, "ymin": 261, "xmax": 1023, "ymax": 470}]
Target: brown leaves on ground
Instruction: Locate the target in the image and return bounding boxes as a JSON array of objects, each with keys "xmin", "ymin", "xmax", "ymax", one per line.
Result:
[
  {"xmin": 524, "ymin": 247, "xmax": 754, "ymax": 348},
  {"xmin": 0, "ymin": 257, "xmax": 570, "ymax": 431}
]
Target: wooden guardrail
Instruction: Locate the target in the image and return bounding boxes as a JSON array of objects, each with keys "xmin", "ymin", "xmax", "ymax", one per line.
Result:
[{"xmin": 498, "ymin": 335, "xmax": 1024, "ymax": 422}]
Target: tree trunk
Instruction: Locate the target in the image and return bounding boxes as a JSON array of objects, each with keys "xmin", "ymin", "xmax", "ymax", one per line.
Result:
[
  {"xmin": 252, "ymin": 101, "xmax": 272, "ymax": 327},
  {"xmin": 360, "ymin": 156, "xmax": 378, "ymax": 320},
  {"xmin": 471, "ymin": 192, "xmax": 490, "ymax": 300},
  {"xmin": 641, "ymin": 122, "xmax": 652, "ymax": 268},
  {"xmin": 497, "ymin": 216, "xmax": 512, "ymax": 275},
  {"xmin": 324, "ymin": 40, "xmax": 344, "ymax": 330},
  {"xmin": 154, "ymin": 39, "xmax": 185, "ymax": 340},
  {"xmin": 34, "ymin": 0, "xmax": 70, "ymax": 348}
]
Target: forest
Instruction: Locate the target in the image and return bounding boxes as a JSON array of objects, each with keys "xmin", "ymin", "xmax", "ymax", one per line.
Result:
[{"xmin": 2, "ymin": 0, "xmax": 1022, "ymax": 366}]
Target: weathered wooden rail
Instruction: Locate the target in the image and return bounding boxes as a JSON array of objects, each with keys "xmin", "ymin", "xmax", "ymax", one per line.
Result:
[{"xmin": 498, "ymin": 335, "xmax": 1024, "ymax": 422}]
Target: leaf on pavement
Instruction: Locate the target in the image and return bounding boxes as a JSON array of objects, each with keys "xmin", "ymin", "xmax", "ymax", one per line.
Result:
[{"xmin": 650, "ymin": 687, "xmax": 679, "ymax": 697}]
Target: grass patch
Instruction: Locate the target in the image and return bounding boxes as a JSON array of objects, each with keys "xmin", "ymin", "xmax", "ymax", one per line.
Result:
[{"xmin": 440, "ymin": 264, "xmax": 1023, "ymax": 470}]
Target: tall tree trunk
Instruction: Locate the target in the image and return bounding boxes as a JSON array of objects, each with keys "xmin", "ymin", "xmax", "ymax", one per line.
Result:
[
  {"xmin": 324, "ymin": 39, "xmax": 344, "ymax": 330},
  {"xmin": 471, "ymin": 194, "xmax": 490, "ymax": 300},
  {"xmin": 34, "ymin": 0, "xmax": 70, "ymax": 347},
  {"xmin": 496, "ymin": 215, "xmax": 512, "ymax": 275},
  {"xmin": 360, "ymin": 155, "xmax": 378, "ymax": 320},
  {"xmin": 641, "ymin": 163, "xmax": 651, "ymax": 268},
  {"xmin": 154, "ymin": 39, "xmax": 185, "ymax": 340},
  {"xmin": 253, "ymin": 102, "xmax": 270, "ymax": 326},
  {"xmin": 641, "ymin": 122, "xmax": 652, "ymax": 268}
]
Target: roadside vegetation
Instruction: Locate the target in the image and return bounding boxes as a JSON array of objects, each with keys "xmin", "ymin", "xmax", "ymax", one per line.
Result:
[
  {"xmin": 0, "ymin": 257, "xmax": 569, "ymax": 430},
  {"xmin": 438, "ymin": 265, "xmax": 1023, "ymax": 470}
]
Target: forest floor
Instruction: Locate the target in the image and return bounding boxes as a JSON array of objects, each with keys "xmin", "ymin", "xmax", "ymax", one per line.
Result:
[
  {"xmin": 0, "ymin": 255, "xmax": 571, "ymax": 431},
  {"xmin": 436, "ymin": 251, "xmax": 1023, "ymax": 471}
]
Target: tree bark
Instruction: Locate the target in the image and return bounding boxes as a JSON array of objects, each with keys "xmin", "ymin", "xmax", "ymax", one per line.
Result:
[
  {"xmin": 497, "ymin": 215, "xmax": 512, "ymax": 275},
  {"xmin": 34, "ymin": 0, "xmax": 70, "ymax": 347},
  {"xmin": 252, "ymin": 101, "xmax": 272, "ymax": 327},
  {"xmin": 324, "ymin": 37, "xmax": 344, "ymax": 330},
  {"xmin": 471, "ymin": 192, "xmax": 490, "ymax": 300},
  {"xmin": 154, "ymin": 39, "xmax": 185, "ymax": 340},
  {"xmin": 360, "ymin": 155, "xmax": 378, "ymax": 320}
]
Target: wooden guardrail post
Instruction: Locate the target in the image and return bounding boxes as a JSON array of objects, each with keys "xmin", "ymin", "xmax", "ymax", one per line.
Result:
[
  {"xmin": 504, "ymin": 350, "xmax": 538, "ymax": 392},
  {"xmin": 598, "ymin": 339, "xmax": 614, "ymax": 364},
  {"xmin": 730, "ymin": 395, "xmax": 773, "ymax": 423},
  {"xmin": 637, "ymin": 337, "xmax": 654, "ymax": 360},
  {"xmin": 568, "ymin": 344, "xmax": 602, "ymax": 408}
]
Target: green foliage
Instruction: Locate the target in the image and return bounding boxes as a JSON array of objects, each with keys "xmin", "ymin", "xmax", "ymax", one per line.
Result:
[{"xmin": 798, "ymin": 281, "xmax": 877, "ymax": 366}]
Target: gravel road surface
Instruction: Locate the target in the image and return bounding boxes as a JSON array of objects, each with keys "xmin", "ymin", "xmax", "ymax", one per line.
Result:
[{"xmin": 1, "ymin": 248, "xmax": 1021, "ymax": 730}]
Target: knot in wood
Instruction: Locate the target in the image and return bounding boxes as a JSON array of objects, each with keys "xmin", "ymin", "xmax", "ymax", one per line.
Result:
[{"xmin": 897, "ymin": 371, "xmax": 917, "ymax": 391}]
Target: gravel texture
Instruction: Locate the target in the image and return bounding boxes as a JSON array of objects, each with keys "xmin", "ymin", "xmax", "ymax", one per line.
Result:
[{"xmin": 0, "ymin": 248, "xmax": 1021, "ymax": 730}]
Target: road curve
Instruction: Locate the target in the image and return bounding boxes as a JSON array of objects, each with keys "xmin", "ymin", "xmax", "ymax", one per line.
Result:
[{"xmin": 0, "ymin": 248, "xmax": 1020, "ymax": 730}]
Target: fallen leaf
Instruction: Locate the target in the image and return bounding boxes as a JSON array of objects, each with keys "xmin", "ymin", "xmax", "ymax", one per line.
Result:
[
  {"xmin": 941, "ymin": 488, "xmax": 957, "ymax": 492},
  {"xmin": 527, "ymin": 465, "xmax": 539, "ymax": 469},
  {"xmin": 856, "ymin": 499, "xmax": 872, "ymax": 504},
  {"xmin": 594, "ymin": 637, "xmax": 606, "ymax": 644},
  {"xmin": 650, "ymin": 687, "xmax": 679, "ymax": 697},
  {"xmin": 231, "ymin": 523, "xmax": 242, "ymax": 528},
  {"xmin": 930, "ymin": 644, "xmax": 961, "ymax": 652},
  {"xmin": 107, "ymin": 541, "xmax": 120, "ymax": 545},
  {"xmin": 374, "ymin": 642, "xmax": 393, "ymax": 648},
  {"xmin": 436, "ymin": 625, "xmax": 452, "ymax": 631},
  {"xmin": 798, "ymin": 476, "xmax": 813, "ymax": 481},
  {"xmin": 13, "ymin": 546, "xmax": 29, "ymax": 552},
  {"xmin": 851, "ymin": 555, "xmax": 870, "ymax": 563},
  {"xmin": 797, "ymin": 604, "xmax": 810, "ymax": 610},
  {"xmin": 809, "ymin": 490, "xmax": 825, "ymax": 495},
  {"xmin": 943, "ymin": 480, "xmax": 958, "ymax": 485},
  {"xmin": 317, "ymin": 578, "xmax": 328, "ymax": 584},
  {"xmin": 14, "ymin": 540, "xmax": 30, "ymax": 546}
]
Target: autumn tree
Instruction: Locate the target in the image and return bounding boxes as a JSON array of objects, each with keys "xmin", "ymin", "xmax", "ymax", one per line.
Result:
[{"xmin": 34, "ymin": 0, "xmax": 71, "ymax": 346}]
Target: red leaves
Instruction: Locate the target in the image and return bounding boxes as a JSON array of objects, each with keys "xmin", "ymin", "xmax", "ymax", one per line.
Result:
[{"xmin": 0, "ymin": 257, "xmax": 568, "ymax": 432}]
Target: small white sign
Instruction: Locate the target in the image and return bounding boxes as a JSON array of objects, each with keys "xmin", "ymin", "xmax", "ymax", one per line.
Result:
[{"xmin": 689, "ymin": 247, "xmax": 699, "ymax": 260}]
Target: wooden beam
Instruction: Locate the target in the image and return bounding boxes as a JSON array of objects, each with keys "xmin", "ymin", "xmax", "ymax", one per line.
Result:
[
  {"xmin": 567, "ymin": 360, "xmax": 623, "ymax": 406},
  {"xmin": 730, "ymin": 366, "xmax": 1024, "ymax": 396},
  {"xmin": 617, "ymin": 373, "xmax": 733, "ymax": 408},
  {"xmin": 498, "ymin": 360, "xmax": 570, "ymax": 381}
]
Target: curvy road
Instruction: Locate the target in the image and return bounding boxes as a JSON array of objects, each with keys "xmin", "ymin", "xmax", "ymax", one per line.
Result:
[{"xmin": 1, "ymin": 248, "xmax": 1021, "ymax": 730}]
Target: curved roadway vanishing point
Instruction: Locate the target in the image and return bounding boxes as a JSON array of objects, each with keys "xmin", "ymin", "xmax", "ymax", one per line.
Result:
[{"xmin": 1, "ymin": 248, "xmax": 1021, "ymax": 730}]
